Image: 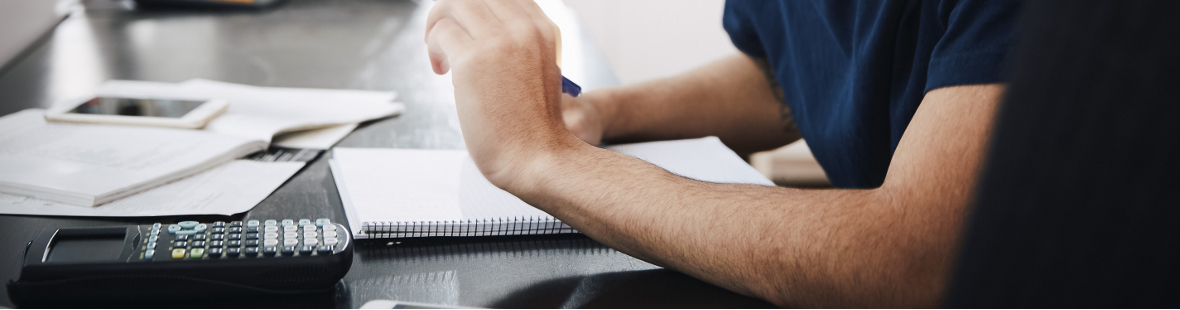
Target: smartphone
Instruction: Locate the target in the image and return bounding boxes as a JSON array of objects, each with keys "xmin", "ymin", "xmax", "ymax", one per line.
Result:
[{"xmin": 44, "ymin": 96, "xmax": 229, "ymax": 129}]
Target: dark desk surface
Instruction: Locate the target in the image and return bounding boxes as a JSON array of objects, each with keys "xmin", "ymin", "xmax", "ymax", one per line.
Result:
[{"xmin": 0, "ymin": 0, "xmax": 772, "ymax": 307}]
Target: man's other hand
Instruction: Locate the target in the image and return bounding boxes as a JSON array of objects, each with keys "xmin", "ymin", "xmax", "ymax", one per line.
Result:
[{"xmin": 560, "ymin": 93, "xmax": 612, "ymax": 146}]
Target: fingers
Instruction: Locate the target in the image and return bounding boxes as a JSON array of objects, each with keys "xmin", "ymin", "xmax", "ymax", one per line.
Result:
[
  {"xmin": 515, "ymin": 0, "xmax": 561, "ymax": 45},
  {"xmin": 485, "ymin": 0, "xmax": 557, "ymax": 45},
  {"xmin": 426, "ymin": 18, "xmax": 473, "ymax": 74},
  {"xmin": 426, "ymin": 0, "xmax": 502, "ymax": 40}
]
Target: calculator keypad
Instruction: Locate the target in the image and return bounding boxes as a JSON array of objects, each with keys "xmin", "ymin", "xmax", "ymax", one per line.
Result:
[{"xmin": 140, "ymin": 218, "xmax": 339, "ymax": 261}]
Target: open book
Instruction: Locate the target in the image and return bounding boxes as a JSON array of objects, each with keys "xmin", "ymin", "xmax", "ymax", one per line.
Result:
[
  {"xmin": 0, "ymin": 80, "xmax": 404, "ymax": 208},
  {"xmin": 0, "ymin": 110, "xmax": 266, "ymax": 206},
  {"xmin": 330, "ymin": 137, "xmax": 774, "ymax": 239}
]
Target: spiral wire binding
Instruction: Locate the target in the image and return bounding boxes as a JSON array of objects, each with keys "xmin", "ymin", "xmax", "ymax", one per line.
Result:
[{"xmin": 359, "ymin": 216, "xmax": 577, "ymax": 239}]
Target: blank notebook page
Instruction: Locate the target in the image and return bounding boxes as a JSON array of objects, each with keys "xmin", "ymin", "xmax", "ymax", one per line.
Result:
[{"xmin": 331, "ymin": 136, "xmax": 773, "ymax": 235}]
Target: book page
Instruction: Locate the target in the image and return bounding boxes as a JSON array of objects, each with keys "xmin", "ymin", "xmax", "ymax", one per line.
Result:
[{"xmin": 0, "ymin": 110, "xmax": 264, "ymax": 206}]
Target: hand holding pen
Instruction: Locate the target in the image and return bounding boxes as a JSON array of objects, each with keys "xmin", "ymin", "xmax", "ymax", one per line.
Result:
[{"xmin": 425, "ymin": 0, "xmax": 587, "ymax": 189}]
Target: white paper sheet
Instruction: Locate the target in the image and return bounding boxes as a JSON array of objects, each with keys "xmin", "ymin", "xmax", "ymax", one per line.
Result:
[
  {"xmin": 271, "ymin": 123, "xmax": 358, "ymax": 149},
  {"xmin": 0, "ymin": 160, "xmax": 304, "ymax": 217}
]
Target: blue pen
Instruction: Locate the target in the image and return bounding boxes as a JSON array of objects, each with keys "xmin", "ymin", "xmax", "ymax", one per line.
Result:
[{"xmin": 561, "ymin": 76, "xmax": 581, "ymax": 97}]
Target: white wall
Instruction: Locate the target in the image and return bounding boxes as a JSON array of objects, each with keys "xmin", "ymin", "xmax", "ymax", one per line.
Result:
[{"xmin": 563, "ymin": 0, "xmax": 736, "ymax": 85}]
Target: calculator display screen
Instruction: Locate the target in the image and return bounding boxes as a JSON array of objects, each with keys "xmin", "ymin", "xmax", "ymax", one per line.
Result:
[
  {"xmin": 46, "ymin": 232, "xmax": 126, "ymax": 263},
  {"xmin": 68, "ymin": 97, "xmax": 207, "ymax": 118}
]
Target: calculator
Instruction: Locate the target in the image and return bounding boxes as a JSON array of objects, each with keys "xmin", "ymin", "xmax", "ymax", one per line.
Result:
[{"xmin": 7, "ymin": 218, "xmax": 352, "ymax": 307}]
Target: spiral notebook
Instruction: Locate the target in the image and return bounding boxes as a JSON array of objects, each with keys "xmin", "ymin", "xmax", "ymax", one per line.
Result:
[{"xmin": 329, "ymin": 137, "xmax": 774, "ymax": 239}]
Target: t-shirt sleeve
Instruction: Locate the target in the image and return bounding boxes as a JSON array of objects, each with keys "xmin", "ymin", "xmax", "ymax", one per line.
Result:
[
  {"xmin": 925, "ymin": 0, "xmax": 1023, "ymax": 92},
  {"xmin": 723, "ymin": 0, "xmax": 767, "ymax": 60}
]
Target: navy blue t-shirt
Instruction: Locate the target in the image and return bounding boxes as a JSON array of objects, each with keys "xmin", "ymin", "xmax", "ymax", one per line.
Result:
[{"xmin": 724, "ymin": 0, "xmax": 1021, "ymax": 188}]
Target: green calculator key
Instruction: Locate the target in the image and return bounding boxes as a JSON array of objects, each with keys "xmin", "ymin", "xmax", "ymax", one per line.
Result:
[{"xmin": 189, "ymin": 248, "xmax": 205, "ymax": 258}]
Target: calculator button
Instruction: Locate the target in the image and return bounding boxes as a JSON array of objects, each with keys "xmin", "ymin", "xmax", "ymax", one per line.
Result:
[
  {"xmin": 191, "ymin": 241, "xmax": 206, "ymax": 248},
  {"xmin": 264, "ymin": 226, "xmax": 279, "ymax": 233},
  {"xmin": 226, "ymin": 247, "xmax": 241, "ymax": 257},
  {"xmin": 208, "ymin": 247, "xmax": 223, "ymax": 257},
  {"xmin": 247, "ymin": 220, "xmax": 260, "ymax": 227},
  {"xmin": 211, "ymin": 227, "xmax": 224, "ymax": 233},
  {"xmin": 212, "ymin": 221, "xmax": 225, "ymax": 227},
  {"xmin": 193, "ymin": 224, "xmax": 207, "ymax": 233},
  {"xmin": 178, "ymin": 221, "xmax": 199, "ymax": 229},
  {"xmin": 303, "ymin": 224, "xmax": 317, "ymax": 232},
  {"xmin": 245, "ymin": 240, "xmax": 259, "ymax": 247},
  {"xmin": 246, "ymin": 227, "xmax": 259, "ymax": 233},
  {"xmin": 192, "ymin": 234, "xmax": 206, "ymax": 241},
  {"xmin": 323, "ymin": 238, "xmax": 339, "ymax": 246},
  {"xmin": 304, "ymin": 238, "xmax": 319, "ymax": 246},
  {"xmin": 283, "ymin": 239, "xmax": 299, "ymax": 247},
  {"xmin": 284, "ymin": 225, "xmax": 298, "ymax": 232},
  {"xmin": 315, "ymin": 218, "xmax": 331, "ymax": 227},
  {"xmin": 172, "ymin": 241, "xmax": 187, "ymax": 248},
  {"xmin": 150, "ymin": 227, "xmax": 160, "ymax": 235},
  {"xmin": 148, "ymin": 235, "xmax": 158, "ymax": 243},
  {"xmin": 264, "ymin": 219, "xmax": 277, "ymax": 226},
  {"xmin": 282, "ymin": 219, "xmax": 295, "ymax": 227},
  {"xmin": 264, "ymin": 232, "xmax": 279, "ymax": 239},
  {"xmin": 144, "ymin": 249, "xmax": 155, "ymax": 260},
  {"xmin": 299, "ymin": 246, "xmax": 314, "ymax": 255},
  {"xmin": 304, "ymin": 231, "xmax": 318, "ymax": 238},
  {"xmin": 148, "ymin": 242, "xmax": 157, "ymax": 249},
  {"xmin": 263, "ymin": 246, "xmax": 277, "ymax": 256},
  {"xmin": 323, "ymin": 231, "xmax": 338, "ymax": 239},
  {"xmin": 175, "ymin": 230, "xmax": 198, "ymax": 235},
  {"xmin": 299, "ymin": 219, "xmax": 311, "ymax": 226},
  {"xmin": 263, "ymin": 239, "xmax": 279, "ymax": 247},
  {"xmin": 174, "ymin": 235, "xmax": 189, "ymax": 241},
  {"xmin": 317, "ymin": 245, "xmax": 333, "ymax": 254},
  {"xmin": 244, "ymin": 247, "xmax": 259, "ymax": 257},
  {"xmin": 210, "ymin": 241, "xmax": 223, "ymax": 247},
  {"xmin": 229, "ymin": 227, "xmax": 242, "ymax": 233},
  {"xmin": 229, "ymin": 221, "xmax": 243, "ymax": 227},
  {"xmin": 284, "ymin": 232, "xmax": 298, "ymax": 239},
  {"xmin": 190, "ymin": 248, "xmax": 205, "ymax": 258},
  {"xmin": 231, "ymin": 233, "xmax": 245, "ymax": 240},
  {"xmin": 281, "ymin": 246, "xmax": 296, "ymax": 256},
  {"xmin": 167, "ymin": 224, "xmax": 181, "ymax": 233},
  {"xmin": 227, "ymin": 240, "xmax": 242, "ymax": 247},
  {"xmin": 171, "ymin": 248, "xmax": 186, "ymax": 259},
  {"xmin": 322, "ymin": 225, "xmax": 336, "ymax": 232},
  {"xmin": 152, "ymin": 223, "xmax": 162, "ymax": 229},
  {"xmin": 211, "ymin": 234, "xmax": 224, "ymax": 240}
]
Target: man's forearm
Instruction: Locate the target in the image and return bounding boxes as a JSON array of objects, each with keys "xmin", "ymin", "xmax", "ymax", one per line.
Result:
[
  {"xmin": 591, "ymin": 53, "xmax": 801, "ymax": 155},
  {"xmin": 520, "ymin": 144, "xmax": 951, "ymax": 307},
  {"xmin": 514, "ymin": 85, "xmax": 1003, "ymax": 307}
]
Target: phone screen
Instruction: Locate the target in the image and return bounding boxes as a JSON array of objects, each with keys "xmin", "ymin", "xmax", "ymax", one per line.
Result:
[{"xmin": 68, "ymin": 97, "xmax": 208, "ymax": 118}]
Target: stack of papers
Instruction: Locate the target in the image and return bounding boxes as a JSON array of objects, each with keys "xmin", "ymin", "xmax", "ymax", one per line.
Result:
[{"xmin": 0, "ymin": 79, "xmax": 404, "ymax": 216}]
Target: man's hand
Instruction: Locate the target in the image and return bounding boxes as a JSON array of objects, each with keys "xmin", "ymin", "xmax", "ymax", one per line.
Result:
[
  {"xmin": 560, "ymin": 92, "xmax": 611, "ymax": 146},
  {"xmin": 425, "ymin": 0, "xmax": 578, "ymax": 190}
]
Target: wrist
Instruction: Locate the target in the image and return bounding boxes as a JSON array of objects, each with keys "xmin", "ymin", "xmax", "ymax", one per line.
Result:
[{"xmin": 501, "ymin": 136, "xmax": 596, "ymax": 201}]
